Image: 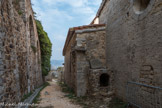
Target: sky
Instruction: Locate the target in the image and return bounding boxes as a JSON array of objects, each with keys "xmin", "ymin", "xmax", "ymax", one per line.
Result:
[{"xmin": 32, "ymin": 0, "xmax": 102, "ymax": 61}]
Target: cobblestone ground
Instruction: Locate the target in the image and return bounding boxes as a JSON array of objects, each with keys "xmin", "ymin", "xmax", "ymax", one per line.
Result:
[{"xmin": 37, "ymin": 80, "xmax": 82, "ymax": 108}]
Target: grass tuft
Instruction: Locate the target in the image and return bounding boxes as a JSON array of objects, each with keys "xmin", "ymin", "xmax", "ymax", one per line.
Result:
[
  {"xmin": 32, "ymin": 82, "xmax": 50, "ymax": 104},
  {"xmin": 109, "ymin": 97, "xmax": 128, "ymax": 108},
  {"xmin": 21, "ymin": 92, "xmax": 33, "ymax": 102},
  {"xmin": 58, "ymin": 82, "xmax": 89, "ymax": 108}
]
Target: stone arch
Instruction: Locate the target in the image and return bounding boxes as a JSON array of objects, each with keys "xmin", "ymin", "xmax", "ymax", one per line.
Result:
[
  {"xmin": 99, "ymin": 73, "xmax": 109, "ymax": 87},
  {"xmin": 29, "ymin": 15, "xmax": 35, "ymax": 46},
  {"xmin": 133, "ymin": 0, "xmax": 151, "ymax": 14},
  {"xmin": 130, "ymin": 0, "xmax": 155, "ymax": 20}
]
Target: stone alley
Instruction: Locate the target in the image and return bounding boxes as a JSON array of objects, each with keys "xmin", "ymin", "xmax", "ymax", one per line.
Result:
[
  {"xmin": 0, "ymin": 0, "xmax": 162, "ymax": 108},
  {"xmin": 36, "ymin": 80, "xmax": 81, "ymax": 108}
]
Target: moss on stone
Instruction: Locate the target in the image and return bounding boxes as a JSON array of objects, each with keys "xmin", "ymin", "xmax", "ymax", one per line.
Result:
[
  {"xmin": 31, "ymin": 45, "xmax": 37, "ymax": 53},
  {"xmin": 109, "ymin": 97, "xmax": 128, "ymax": 108},
  {"xmin": 21, "ymin": 92, "xmax": 33, "ymax": 102},
  {"xmin": 18, "ymin": 10, "xmax": 23, "ymax": 15}
]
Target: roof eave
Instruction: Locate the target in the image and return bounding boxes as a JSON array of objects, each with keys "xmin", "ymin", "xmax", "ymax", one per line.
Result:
[{"xmin": 96, "ymin": 0, "xmax": 108, "ymax": 17}]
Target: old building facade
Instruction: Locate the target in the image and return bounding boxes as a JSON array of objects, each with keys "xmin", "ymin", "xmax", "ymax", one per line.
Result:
[
  {"xmin": 0, "ymin": 0, "xmax": 43, "ymax": 103},
  {"xmin": 64, "ymin": 0, "xmax": 162, "ymax": 107},
  {"xmin": 63, "ymin": 0, "xmax": 111, "ymax": 97},
  {"xmin": 105, "ymin": 0, "xmax": 162, "ymax": 107},
  {"xmin": 63, "ymin": 24, "xmax": 108, "ymax": 97}
]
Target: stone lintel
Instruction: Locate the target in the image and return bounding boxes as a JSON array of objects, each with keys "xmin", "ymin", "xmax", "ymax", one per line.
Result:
[{"xmin": 75, "ymin": 27, "xmax": 105, "ymax": 34}]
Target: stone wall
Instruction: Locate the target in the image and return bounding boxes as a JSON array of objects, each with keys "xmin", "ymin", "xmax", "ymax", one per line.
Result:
[
  {"xmin": 76, "ymin": 28, "xmax": 109, "ymax": 96},
  {"xmin": 98, "ymin": 0, "xmax": 110, "ymax": 24},
  {"xmin": 63, "ymin": 25, "xmax": 107, "ymax": 97},
  {"xmin": 75, "ymin": 51, "xmax": 89, "ymax": 96},
  {"xmin": 105, "ymin": 0, "xmax": 162, "ymax": 106},
  {"xmin": 75, "ymin": 28, "xmax": 106, "ymax": 70},
  {"xmin": 88, "ymin": 69, "xmax": 110, "ymax": 96},
  {"xmin": 58, "ymin": 67, "xmax": 64, "ymax": 82},
  {"xmin": 64, "ymin": 33, "xmax": 76, "ymax": 90},
  {"xmin": 0, "ymin": 0, "xmax": 42, "ymax": 103}
]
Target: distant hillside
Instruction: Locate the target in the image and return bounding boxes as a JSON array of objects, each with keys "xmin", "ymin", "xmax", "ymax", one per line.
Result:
[{"xmin": 51, "ymin": 60, "xmax": 64, "ymax": 68}]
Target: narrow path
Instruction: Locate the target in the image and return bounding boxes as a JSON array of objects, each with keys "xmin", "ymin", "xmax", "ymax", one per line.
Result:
[{"xmin": 37, "ymin": 80, "xmax": 82, "ymax": 108}]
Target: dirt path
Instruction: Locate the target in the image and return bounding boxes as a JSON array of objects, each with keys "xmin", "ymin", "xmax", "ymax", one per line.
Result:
[{"xmin": 37, "ymin": 80, "xmax": 82, "ymax": 108}]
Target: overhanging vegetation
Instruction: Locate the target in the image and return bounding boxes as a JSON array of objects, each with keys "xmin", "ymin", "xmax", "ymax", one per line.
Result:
[{"xmin": 36, "ymin": 20, "xmax": 52, "ymax": 76}]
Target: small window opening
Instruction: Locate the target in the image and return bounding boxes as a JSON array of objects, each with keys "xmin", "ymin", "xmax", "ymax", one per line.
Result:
[
  {"xmin": 100, "ymin": 73, "xmax": 109, "ymax": 87},
  {"xmin": 133, "ymin": 0, "xmax": 151, "ymax": 14}
]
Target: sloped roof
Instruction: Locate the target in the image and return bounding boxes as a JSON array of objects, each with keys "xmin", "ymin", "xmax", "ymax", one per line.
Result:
[
  {"xmin": 96, "ymin": 0, "xmax": 108, "ymax": 17},
  {"xmin": 90, "ymin": 0, "xmax": 108, "ymax": 25},
  {"xmin": 63, "ymin": 24, "xmax": 105, "ymax": 55}
]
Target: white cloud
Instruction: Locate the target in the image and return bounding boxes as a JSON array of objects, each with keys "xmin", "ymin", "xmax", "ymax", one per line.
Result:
[
  {"xmin": 54, "ymin": 35, "xmax": 66, "ymax": 41},
  {"xmin": 85, "ymin": 14, "xmax": 96, "ymax": 25},
  {"xmin": 32, "ymin": 0, "xmax": 102, "ymax": 60},
  {"xmin": 89, "ymin": 0, "xmax": 102, "ymax": 6},
  {"xmin": 41, "ymin": 0, "xmax": 87, "ymax": 7},
  {"xmin": 72, "ymin": 6, "xmax": 95, "ymax": 14}
]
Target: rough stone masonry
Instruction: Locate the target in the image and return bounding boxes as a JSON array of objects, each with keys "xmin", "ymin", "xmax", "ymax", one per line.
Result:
[
  {"xmin": 63, "ymin": 0, "xmax": 162, "ymax": 107},
  {"xmin": 105, "ymin": 0, "xmax": 162, "ymax": 107},
  {"xmin": 0, "ymin": 0, "xmax": 43, "ymax": 103},
  {"xmin": 63, "ymin": 0, "xmax": 110, "ymax": 98}
]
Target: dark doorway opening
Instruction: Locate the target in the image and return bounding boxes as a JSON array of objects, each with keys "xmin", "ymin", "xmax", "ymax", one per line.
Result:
[{"xmin": 100, "ymin": 73, "xmax": 109, "ymax": 87}]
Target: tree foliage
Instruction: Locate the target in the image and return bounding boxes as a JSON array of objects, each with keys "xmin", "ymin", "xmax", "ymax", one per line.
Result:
[{"xmin": 36, "ymin": 20, "xmax": 52, "ymax": 76}]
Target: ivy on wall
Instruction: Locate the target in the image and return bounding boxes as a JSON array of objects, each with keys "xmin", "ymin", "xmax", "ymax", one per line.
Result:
[{"xmin": 36, "ymin": 20, "xmax": 52, "ymax": 76}]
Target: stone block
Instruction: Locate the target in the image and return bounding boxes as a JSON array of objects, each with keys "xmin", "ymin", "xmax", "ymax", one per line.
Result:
[
  {"xmin": 0, "ymin": 65, "xmax": 3, "ymax": 71},
  {"xmin": 0, "ymin": 78, "xmax": 3, "ymax": 86},
  {"xmin": 76, "ymin": 38, "xmax": 86, "ymax": 47},
  {"xmin": 0, "ymin": 71, "xmax": 4, "ymax": 76},
  {"xmin": 0, "ymin": 86, "xmax": 4, "ymax": 94},
  {"xmin": 77, "ymin": 73, "xmax": 86, "ymax": 81},
  {"xmin": 141, "ymin": 65, "xmax": 153, "ymax": 71},
  {"xmin": 0, "ymin": 32, "xmax": 5, "ymax": 38},
  {"xmin": 0, "ymin": 51, "xmax": 2, "ymax": 58},
  {"xmin": 0, "ymin": 60, "xmax": 2, "ymax": 65},
  {"xmin": 77, "ymin": 81, "xmax": 87, "ymax": 97},
  {"xmin": 90, "ymin": 59, "xmax": 103, "ymax": 69}
]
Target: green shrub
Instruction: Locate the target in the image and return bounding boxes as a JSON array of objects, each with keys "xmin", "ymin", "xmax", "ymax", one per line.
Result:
[{"xmin": 36, "ymin": 20, "xmax": 52, "ymax": 76}]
